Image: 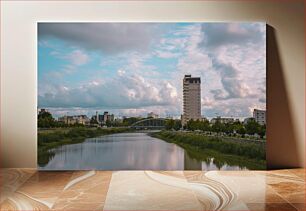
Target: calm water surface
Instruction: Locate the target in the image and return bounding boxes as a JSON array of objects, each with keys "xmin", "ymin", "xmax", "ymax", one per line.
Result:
[{"xmin": 39, "ymin": 132, "xmax": 249, "ymax": 170}]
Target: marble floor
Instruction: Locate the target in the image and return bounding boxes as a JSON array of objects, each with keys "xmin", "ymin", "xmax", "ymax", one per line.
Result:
[{"xmin": 0, "ymin": 169, "xmax": 304, "ymax": 210}]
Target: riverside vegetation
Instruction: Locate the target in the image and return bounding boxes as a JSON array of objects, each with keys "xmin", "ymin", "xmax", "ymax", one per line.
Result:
[{"xmin": 150, "ymin": 130, "xmax": 266, "ymax": 169}]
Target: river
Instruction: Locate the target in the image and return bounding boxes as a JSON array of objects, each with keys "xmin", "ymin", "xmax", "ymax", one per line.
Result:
[{"xmin": 38, "ymin": 132, "xmax": 250, "ymax": 170}]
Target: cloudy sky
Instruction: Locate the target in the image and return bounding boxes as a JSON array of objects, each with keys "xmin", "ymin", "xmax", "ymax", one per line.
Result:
[{"xmin": 38, "ymin": 22, "xmax": 266, "ymax": 119}]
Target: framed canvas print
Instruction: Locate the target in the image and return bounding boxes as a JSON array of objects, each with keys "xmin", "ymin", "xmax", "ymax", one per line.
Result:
[{"xmin": 37, "ymin": 22, "xmax": 266, "ymax": 170}]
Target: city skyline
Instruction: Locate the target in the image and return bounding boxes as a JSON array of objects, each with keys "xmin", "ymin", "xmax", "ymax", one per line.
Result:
[{"xmin": 38, "ymin": 22, "xmax": 266, "ymax": 119}]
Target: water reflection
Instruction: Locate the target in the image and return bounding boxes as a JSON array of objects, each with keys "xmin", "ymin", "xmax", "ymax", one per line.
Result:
[{"xmin": 38, "ymin": 133, "xmax": 249, "ymax": 170}]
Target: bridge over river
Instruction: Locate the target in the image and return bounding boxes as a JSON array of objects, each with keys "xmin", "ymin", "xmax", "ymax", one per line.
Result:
[{"xmin": 130, "ymin": 118, "xmax": 166, "ymax": 129}]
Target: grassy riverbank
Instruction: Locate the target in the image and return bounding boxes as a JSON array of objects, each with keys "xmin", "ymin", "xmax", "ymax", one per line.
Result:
[
  {"xmin": 38, "ymin": 127, "xmax": 134, "ymax": 150},
  {"xmin": 38, "ymin": 127, "xmax": 134, "ymax": 166},
  {"xmin": 150, "ymin": 131, "xmax": 266, "ymax": 169},
  {"xmin": 180, "ymin": 143, "xmax": 265, "ymax": 170}
]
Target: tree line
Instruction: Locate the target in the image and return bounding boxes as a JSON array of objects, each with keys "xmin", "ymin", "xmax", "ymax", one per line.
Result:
[
  {"xmin": 38, "ymin": 110, "xmax": 154, "ymax": 128},
  {"xmin": 152, "ymin": 131, "xmax": 266, "ymax": 161},
  {"xmin": 165, "ymin": 118, "xmax": 266, "ymax": 138}
]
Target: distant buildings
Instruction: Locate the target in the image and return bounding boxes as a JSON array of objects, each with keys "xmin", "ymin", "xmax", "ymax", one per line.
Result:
[
  {"xmin": 242, "ymin": 109, "xmax": 266, "ymax": 125},
  {"xmin": 243, "ymin": 117, "xmax": 255, "ymax": 125},
  {"xmin": 201, "ymin": 116, "xmax": 209, "ymax": 122},
  {"xmin": 253, "ymin": 109, "xmax": 266, "ymax": 125},
  {"xmin": 147, "ymin": 112, "xmax": 159, "ymax": 119},
  {"xmin": 58, "ymin": 115, "xmax": 90, "ymax": 125},
  {"xmin": 93, "ymin": 111, "xmax": 114, "ymax": 124},
  {"xmin": 57, "ymin": 111, "xmax": 116, "ymax": 126},
  {"xmin": 104, "ymin": 111, "xmax": 114, "ymax": 122},
  {"xmin": 207, "ymin": 109, "xmax": 266, "ymax": 126},
  {"xmin": 210, "ymin": 116, "xmax": 234, "ymax": 124},
  {"xmin": 182, "ymin": 75, "xmax": 201, "ymax": 126}
]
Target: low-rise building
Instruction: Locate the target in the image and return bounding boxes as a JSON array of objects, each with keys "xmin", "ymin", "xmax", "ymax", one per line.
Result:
[
  {"xmin": 253, "ymin": 109, "xmax": 266, "ymax": 125},
  {"xmin": 201, "ymin": 116, "xmax": 209, "ymax": 122},
  {"xmin": 210, "ymin": 116, "xmax": 234, "ymax": 124},
  {"xmin": 58, "ymin": 115, "xmax": 90, "ymax": 125},
  {"xmin": 147, "ymin": 112, "xmax": 159, "ymax": 119},
  {"xmin": 94, "ymin": 111, "xmax": 115, "ymax": 124},
  {"xmin": 244, "ymin": 117, "xmax": 255, "ymax": 125}
]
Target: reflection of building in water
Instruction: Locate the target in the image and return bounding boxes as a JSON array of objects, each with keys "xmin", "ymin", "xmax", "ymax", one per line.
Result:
[{"xmin": 184, "ymin": 150, "xmax": 202, "ymax": 170}]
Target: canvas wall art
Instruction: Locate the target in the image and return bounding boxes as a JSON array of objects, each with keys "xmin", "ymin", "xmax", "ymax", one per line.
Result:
[{"xmin": 38, "ymin": 22, "xmax": 266, "ymax": 170}]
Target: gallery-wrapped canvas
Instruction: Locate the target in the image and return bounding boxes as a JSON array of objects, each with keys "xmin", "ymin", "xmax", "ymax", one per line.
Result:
[{"xmin": 38, "ymin": 23, "xmax": 266, "ymax": 170}]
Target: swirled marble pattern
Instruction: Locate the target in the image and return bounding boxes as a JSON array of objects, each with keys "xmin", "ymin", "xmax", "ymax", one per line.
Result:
[
  {"xmin": 0, "ymin": 169, "xmax": 35, "ymax": 204},
  {"xmin": 0, "ymin": 169, "xmax": 304, "ymax": 210},
  {"xmin": 52, "ymin": 171, "xmax": 112, "ymax": 210}
]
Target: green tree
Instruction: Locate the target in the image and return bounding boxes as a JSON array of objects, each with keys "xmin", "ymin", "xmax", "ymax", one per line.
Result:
[
  {"xmin": 38, "ymin": 110, "xmax": 55, "ymax": 128},
  {"xmin": 173, "ymin": 120, "xmax": 182, "ymax": 131},
  {"xmin": 258, "ymin": 124, "xmax": 266, "ymax": 138},
  {"xmin": 223, "ymin": 123, "xmax": 234, "ymax": 134},
  {"xmin": 245, "ymin": 119, "xmax": 261, "ymax": 135},
  {"xmin": 199, "ymin": 120, "xmax": 210, "ymax": 131},
  {"xmin": 90, "ymin": 117, "xmax": 98, "ymax": 125},
  {"xmin": 105, "ymin": 120, "xmax": 111, "ymax": 127},
  {"xmin": 237, "ymin": 125, "xmax": 246, "ymax": 135},
  {"xmin": 165, "ymin": 119, "xmax": 175, "ymax": 130},
  {"xmin": 211, "ymin": 120, "xmax": 225, "ymax": 134},
  {"xmin": 165, "ymin": 119, "xmax": 182, "ymax": 131},
  {"xmin": 186, "ymin": 119, "xmax": 211, "ymax": 132},
  {"xmin": 186, "ymin": 119, "xmax": 196, "ymax": 131}
]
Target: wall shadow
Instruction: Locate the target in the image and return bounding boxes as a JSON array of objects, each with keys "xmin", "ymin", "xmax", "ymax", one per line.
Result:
[{"xmin": 266, "ymin": 25, "xmax": 300, "ymax": 169}]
